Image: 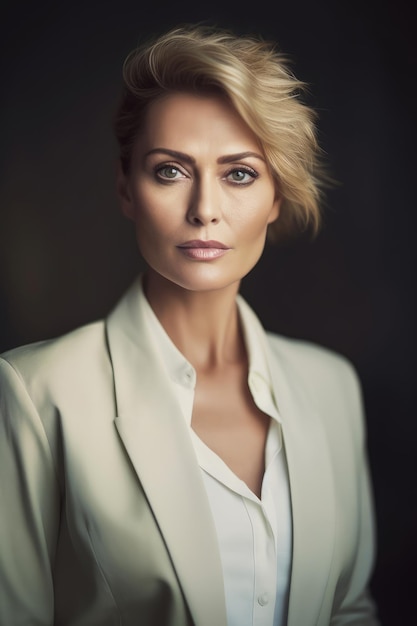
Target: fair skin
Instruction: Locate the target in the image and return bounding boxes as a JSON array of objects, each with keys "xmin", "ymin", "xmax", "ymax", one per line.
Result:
[{"xmin": 118, "ymin": 92, "xmax": 280, "ymax": 497}]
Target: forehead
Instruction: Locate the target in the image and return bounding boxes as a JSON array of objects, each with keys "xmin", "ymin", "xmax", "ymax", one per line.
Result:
[{"xmin": 137, "ymin": 92, "xmax": 263, "ymax": 156}]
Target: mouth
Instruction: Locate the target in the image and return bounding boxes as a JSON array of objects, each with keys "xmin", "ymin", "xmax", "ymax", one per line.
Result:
[{"xmin": 177, "ymin": 240, "xmax": 231, "ymax": 260}]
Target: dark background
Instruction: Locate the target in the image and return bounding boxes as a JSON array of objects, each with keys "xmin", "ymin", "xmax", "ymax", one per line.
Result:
[{"xmin": 1, "ymin": 1, "xmax": 415, "ymax": 623}]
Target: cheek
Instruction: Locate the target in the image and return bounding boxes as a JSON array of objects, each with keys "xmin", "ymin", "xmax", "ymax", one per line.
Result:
[
  {"xmin": 132, "ymin": 200, "xmax": 181, "ymax": 254},
  {"xmin": 130, "ymin": 187, "xmax": 164, "ymax": 230},
  {"xmin": 238, "ymin": 196, "xmax": 277, "ymax": 238},
  {"xmin": 132, "ymin": 182, "xmax": 185, "ymax": 228}
]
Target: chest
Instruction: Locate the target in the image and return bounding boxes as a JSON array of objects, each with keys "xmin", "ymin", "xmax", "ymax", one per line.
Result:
[{"xmin": 191, "ymin": 366, "xmax": 270, "ymax": 498}]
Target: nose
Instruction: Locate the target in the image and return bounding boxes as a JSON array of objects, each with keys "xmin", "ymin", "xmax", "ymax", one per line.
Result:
[{"xmin": 187, "ymin": 175, "xmax": 221, "ymax": 226}]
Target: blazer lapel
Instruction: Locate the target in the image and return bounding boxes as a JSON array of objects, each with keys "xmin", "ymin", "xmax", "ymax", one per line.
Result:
[
  {"xmin": 266, "ymin": 343, "xmax": 336, "ymax": 626},
  {"xmin": 106, "ymin": 278, "xmax": 227, "ymax": 626}
]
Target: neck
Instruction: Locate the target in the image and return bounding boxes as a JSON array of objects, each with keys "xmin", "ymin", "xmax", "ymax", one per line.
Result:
[{"xmin": 143, "ymin": 270, "xmax": 245, "ymax": 371}]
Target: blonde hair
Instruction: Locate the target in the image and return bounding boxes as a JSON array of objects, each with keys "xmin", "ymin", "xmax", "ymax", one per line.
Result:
[{"xmin": 113, "ymin": 24, "xmax": 328, "ymax": 240}]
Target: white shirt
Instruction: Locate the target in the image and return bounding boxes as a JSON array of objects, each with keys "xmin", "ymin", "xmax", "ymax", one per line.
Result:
[{"xmin": 140, "ymin": 290, "xmax": 292, "ymax": 626}]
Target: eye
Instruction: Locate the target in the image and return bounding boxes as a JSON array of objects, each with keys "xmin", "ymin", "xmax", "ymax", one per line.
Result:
[
  {"xmin": 225, "ymin": 167, "xmax": 258, "ymax": 185},
  {"xmin": 155, "ymin": 164, "xmax": 186, "ymax": 181}
]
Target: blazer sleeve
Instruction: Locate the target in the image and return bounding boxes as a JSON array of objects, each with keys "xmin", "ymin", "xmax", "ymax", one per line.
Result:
[
  {"xmin": 0, "ymin": 357, "xmax": 60, "ymax": 625},
  {"xmin": 330, "ymin": 364, "xmax": 379, "ymax": 625}
]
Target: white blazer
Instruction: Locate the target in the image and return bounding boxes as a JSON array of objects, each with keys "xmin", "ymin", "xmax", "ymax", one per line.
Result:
[{"xmin": 0, "ymin": 276, "xmax": 379, "ymax": 625}]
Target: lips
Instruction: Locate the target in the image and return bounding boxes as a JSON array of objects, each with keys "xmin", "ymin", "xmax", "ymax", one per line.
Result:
[
  {"xmin": 177, "ymin": 240, "xmax": 231, "ymax": 260},
  {"xmin": 178, "ymin": 240, "xmax": 229, "ymax": 249}
]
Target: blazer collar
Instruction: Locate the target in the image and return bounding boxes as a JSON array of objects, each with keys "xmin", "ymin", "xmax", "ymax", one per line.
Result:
[{"xmin": 106, "ymin": 276, "xmax": 227, "ymax": 626}]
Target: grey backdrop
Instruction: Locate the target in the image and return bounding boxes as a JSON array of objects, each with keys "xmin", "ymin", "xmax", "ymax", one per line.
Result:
[{"xmin": 1, "ymin": 1, "xmax": 416, "ymax": 623}]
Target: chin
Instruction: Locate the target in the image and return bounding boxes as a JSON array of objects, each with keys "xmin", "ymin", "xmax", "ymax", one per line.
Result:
[{"xmin": 156, "ymin": 264, "xmax": 245, "ymax": 294}]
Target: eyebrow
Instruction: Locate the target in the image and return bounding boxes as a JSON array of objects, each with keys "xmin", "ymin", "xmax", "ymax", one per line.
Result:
[
  {"xmin": 217, "ymin": 151, "xmax": 265, "ymax": 164},
  {"xmin": 144, "ymin": 148, "xmax": 265, "ymax": 164}
]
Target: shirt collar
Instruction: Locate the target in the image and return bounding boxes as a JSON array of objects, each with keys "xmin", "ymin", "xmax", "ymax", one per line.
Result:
[{"xmin": 236, "ymin": 293, "xmax": 281, "ymax": 423}]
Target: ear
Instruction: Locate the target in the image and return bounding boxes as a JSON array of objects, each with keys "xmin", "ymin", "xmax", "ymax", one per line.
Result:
[
  {"xmin": 116, "ymin": 163, "xmax": 135, "ymax": 221},
  {"xmin": 267, "ymin": 195, "xmax": 281, "ymax": 225}
]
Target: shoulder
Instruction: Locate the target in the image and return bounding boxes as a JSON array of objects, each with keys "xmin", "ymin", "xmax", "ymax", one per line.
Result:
[
  {"xmin": 0, "ymin": 320, "xmax": 109, "ymax": 394},
  {"xmin": 266, "ymin": 331, "xmax": 360, "ymax": 392},
  {"xmin": 265, "ymin": 331, "xmax": 365, "ymax": 443},
  {"xmin": 238, "ymin": 293, "xmax": 362, "ymax": 409}
]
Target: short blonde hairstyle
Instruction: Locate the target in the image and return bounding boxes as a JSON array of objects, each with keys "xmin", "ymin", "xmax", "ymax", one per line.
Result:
[{"xmin": 113, "ymin": 24, "xmax": 328, "ymax": 240}]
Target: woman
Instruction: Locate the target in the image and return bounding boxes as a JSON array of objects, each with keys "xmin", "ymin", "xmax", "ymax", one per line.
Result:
[{"xmin": 0, "ymin": 24, "xmax": 379, "ymax": 626}]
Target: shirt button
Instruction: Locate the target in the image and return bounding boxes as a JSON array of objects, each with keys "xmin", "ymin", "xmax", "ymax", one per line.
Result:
[{"xmin": 258, "ymin": 592, "xmax": 269, "ymax": 606}]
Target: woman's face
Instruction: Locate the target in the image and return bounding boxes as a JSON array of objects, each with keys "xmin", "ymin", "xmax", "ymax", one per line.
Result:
[{"xmin": 118, "ymin": 92, "xmax": 280, "ymax": 293}]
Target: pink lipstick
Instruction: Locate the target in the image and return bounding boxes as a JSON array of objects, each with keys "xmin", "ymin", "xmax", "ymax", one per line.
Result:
[{"xmin": 177, "ymin": 240, "xmax": 231, "ymax": 260}]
